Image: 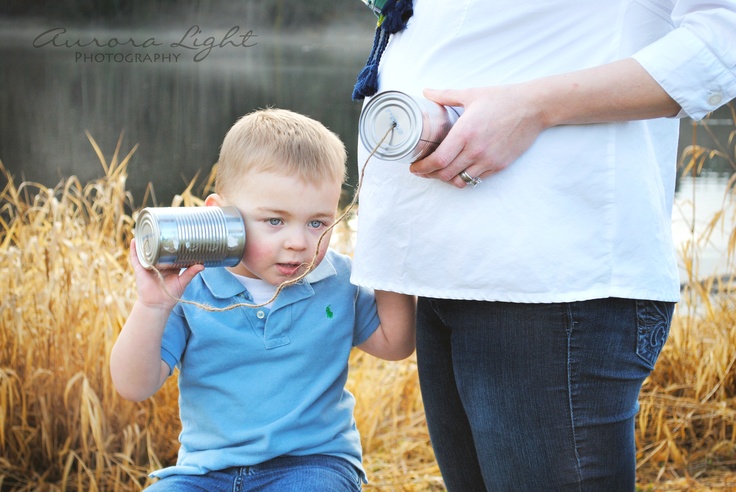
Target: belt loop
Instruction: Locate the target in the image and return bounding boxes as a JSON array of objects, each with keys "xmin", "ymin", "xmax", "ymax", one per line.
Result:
[{"xmin": 232, "ymin": 465, "xmax": 246, "ymax": 491}]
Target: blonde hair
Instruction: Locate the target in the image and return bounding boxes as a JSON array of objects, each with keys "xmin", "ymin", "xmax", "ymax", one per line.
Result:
[{"xmin": 215, "ymin": 108, "xmax": 347, "ymax": 195}]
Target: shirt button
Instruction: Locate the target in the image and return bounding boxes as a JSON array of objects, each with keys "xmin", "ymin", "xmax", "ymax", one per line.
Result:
[
  {"xmin": 256, "ymin": 310, "xmax": 265, "ymax": 319},
  {"xmin": 708, "ymin": 93, "xmax": 723, "ymax": 106}
]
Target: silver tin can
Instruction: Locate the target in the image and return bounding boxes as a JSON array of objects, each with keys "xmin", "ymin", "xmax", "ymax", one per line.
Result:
[
  {"xmin": 359, "ymin": 90, "xmax": 461, "ymax": 163},
  {"xmin": 134, "ymin": 206, "xmax": 246, "ymax": 270}
]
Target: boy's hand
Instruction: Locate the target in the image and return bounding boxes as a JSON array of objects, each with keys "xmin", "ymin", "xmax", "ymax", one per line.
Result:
[{"xmin": 129, "ymin": 239, "xmax": 204, "ymax": 311}]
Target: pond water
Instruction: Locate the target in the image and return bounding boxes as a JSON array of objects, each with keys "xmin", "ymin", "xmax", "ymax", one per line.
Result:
[
  {"xmin": 0, "ymin": 21, "xmax": 373, "ymax": 206},
  {"xmin": 673, "ymin": 173, "xmax": 735, "ymax": 283},
  {"xmin": 1, "ymin": 20, "xmax": 735, "ymax": 283}
]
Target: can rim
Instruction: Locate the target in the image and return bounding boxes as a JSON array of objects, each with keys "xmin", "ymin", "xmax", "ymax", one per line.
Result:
[
  {"xmin": 134, "ymin": 208, "xmax": 161, "ymax": 270},
  {"xmin": 359, "ymin": 90, "xmax": 424, "ymax": 161}
]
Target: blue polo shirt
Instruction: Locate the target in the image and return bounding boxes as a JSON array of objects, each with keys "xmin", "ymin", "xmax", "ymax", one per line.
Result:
[{"xmin": 151, "ymin": 249, "xmax": 380, "ymax": 480}]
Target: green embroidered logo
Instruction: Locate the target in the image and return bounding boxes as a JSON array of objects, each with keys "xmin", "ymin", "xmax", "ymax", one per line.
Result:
[{"xmin": 325, "ymin": 305, "xmax": 334, "ymax": 319}]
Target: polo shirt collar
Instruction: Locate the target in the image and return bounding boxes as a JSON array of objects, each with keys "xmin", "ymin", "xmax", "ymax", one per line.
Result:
[
  {"xmin": 304, "ymin": 254, "xmax": 337, "ymax": 283},
  {"xmin": 198, "ymin": 254, "xmax": 338, "ymax": 300},
  {"xmin": 200, "ymin": 267, "xmax": 247, "ymax": 299}
]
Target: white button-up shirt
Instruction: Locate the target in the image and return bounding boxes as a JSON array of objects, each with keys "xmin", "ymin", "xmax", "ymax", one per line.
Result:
[{"xmin": 351, "ymin": 0, "xmax": 736, "ymax": 303}]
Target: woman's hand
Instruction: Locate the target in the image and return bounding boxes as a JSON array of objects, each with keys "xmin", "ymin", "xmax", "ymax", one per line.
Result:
[
  {"xmin": 409, "ymin": 59, "xmax": 681, "ymax": 188},
  {"xmin": 409, "ymin": 84, "xmax": 547, "ymax": 188}
]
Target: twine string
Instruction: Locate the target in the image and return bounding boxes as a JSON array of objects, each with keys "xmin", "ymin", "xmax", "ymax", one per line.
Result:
[{"xmin": 151, "ymin": 121, "xmax": 397, "ymax": 312}]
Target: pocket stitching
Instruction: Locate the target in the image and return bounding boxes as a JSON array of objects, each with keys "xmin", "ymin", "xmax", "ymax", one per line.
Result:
[{"xmin": 635, "ymin": 300, "xmax": 672, "ymax": 368}]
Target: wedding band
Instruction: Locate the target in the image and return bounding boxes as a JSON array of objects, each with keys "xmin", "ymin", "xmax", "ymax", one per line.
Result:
[{"xmin": 459, "ymin": 170, "xmax": 482, "ymax": 187}]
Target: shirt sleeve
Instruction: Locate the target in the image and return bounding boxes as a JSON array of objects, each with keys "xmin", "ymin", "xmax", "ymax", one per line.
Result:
[
  {"xmin": 160, "ymin": 304, "xmax": 190, "ymax": 374},
  {"xmin": 352, "ymin": 284, "xmax": 381, "ymax": 347},
  {"xmin": 631, "ymin": 1, "xmax": 736, "ymax": 120}
]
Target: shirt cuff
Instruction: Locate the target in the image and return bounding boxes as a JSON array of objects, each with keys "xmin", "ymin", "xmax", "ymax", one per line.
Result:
[
  {"xmin": 632, "ymin": 27, "xmax": 736, "ymax": 121},
  {"xmin": 161, "ymin": 347, "xmax": 178, "ymax": 376}
]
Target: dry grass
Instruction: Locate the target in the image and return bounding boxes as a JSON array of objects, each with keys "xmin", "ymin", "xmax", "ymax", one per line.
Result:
[
  {"xmin": 0, "ymin": 116, "xmax": 735, "ymax": 490},
  {"xmin": 634, "ymin": 107, "xmax": 736, "ymax": 491}
]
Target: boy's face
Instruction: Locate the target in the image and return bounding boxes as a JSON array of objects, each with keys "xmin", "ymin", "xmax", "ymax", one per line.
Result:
[{"xmin": 213, "ymin": 170, "xmax": 342, "ymax": 286}]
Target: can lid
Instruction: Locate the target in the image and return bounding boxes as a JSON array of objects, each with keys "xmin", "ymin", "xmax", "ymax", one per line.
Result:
[
  {"xmin": 359, "ymin": 91, "xmax": 423, "ymax": 162},
  {"xmin": 134, "ymin": 209, "xmax": 161, "ymax": 269}
]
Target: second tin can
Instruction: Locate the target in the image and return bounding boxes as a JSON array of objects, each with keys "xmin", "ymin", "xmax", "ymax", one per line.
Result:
[
  {"xmin": 359, "ymin": 90, "xmax": 461, "ymax": 163},
  {"xmin": 134, "ymin": 206, "xmax": 246, "ymax": 270}
]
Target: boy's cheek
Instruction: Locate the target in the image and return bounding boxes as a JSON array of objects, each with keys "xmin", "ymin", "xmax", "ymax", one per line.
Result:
[
  {"xmin": 313, "ymin": 232, "xmax": 333, "ymax": 261},
  {"xmin": 243, "ymin": 242, "xmax": 268, "ymax": 263}
]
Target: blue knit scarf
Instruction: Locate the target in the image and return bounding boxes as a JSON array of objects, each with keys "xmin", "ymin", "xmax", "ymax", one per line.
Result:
[{"xmin": 352, "ymin": 0, "xmax": 414, "ymax": 101}]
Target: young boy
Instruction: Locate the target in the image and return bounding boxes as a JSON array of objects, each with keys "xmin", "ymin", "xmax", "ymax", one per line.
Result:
[{"xmin": 110, "ymin": 108, "xmax": 416, "ymax": 491}]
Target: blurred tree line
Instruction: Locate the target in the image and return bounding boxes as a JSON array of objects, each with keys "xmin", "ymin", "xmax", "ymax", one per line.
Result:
[{"xmin": 0, "ymin": 0, "xmax": 372, "ymax": 29}]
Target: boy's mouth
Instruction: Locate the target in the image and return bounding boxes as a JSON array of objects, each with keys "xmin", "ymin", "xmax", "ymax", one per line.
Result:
[{"xmin": 276, "ymin": 262, "xmax": 303, "ymax": 277}]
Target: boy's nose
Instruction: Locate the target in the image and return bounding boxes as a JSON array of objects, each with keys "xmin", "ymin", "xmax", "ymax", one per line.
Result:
[{"xmin": 284, "ymin": 230, "xmax": 309, "ymax": 250}]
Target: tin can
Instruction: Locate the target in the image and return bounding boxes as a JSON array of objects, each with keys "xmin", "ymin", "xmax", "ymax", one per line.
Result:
[
  {"xmin": 134, "ymin": 206, "xmax": 246, "ymax": 270},
  {"xmin": 358, "ymin": 90, "xmax": 461, "ymax": 163}
]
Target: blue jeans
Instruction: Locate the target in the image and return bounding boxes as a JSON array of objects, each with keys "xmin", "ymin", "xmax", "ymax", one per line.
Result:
[
  {"xmin": 416, "ymin": 297, "xmax": 673, "ymax": 492},
  {"xmin": 144, "ymin": 455, "xmax": 363, "ymax": 491}
]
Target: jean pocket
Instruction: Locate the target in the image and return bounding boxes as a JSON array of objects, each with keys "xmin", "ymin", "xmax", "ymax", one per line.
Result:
[{"xmin": 635, "ymin": 300, "xmax": 674, "ymax": 368}]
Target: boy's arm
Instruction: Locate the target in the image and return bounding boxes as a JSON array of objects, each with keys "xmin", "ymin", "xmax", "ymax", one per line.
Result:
[
  {"xmin": 110, "ymin": 240, "xmax": 203, "ymax": 401},
  {"xmin": 358, "ymin": 291, "xmax": 416, "ymax": 361},
  {"xmin": 109, "ymin": 302, "xmax": 174, "ymax": 401}
]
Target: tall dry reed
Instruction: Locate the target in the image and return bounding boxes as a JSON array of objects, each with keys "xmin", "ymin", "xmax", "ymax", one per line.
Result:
[
  {"xmin": 0, "ymin": 109, "xmax": 735, "ymax": 490},
  {"xmin": 633, "ymin": 106, "xmax": 736, "ymax": 491}
]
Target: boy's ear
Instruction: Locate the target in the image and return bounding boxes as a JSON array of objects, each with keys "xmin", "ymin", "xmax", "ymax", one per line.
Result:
[{"xmin": 204, "ymin": 193, "xmax": 223, "ymax": 207}]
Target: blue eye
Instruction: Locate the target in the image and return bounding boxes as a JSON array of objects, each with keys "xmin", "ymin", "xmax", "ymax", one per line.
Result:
[
  {"xmin": 308, "ymin": 220, "xmax": 325, "ymax": 229},
  {"xmin": 268, "ymin": 218, "xmax": 283, "ymax": 226}
]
